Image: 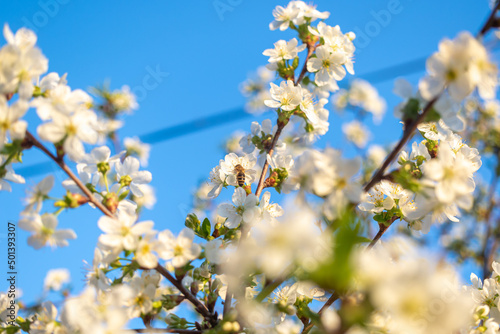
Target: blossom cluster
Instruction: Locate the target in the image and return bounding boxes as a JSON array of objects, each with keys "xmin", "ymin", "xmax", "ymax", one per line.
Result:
[{"xmin": 2, "ymin": 1, "xmax": 500, "ymax": 334}]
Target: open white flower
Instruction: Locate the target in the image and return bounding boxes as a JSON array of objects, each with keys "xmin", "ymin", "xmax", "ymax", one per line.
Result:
[
  {"xmin": 263, "ymin": 38, "xmax": 306, "ymax": 63},
  {"xmin": 135, "ymin": 235, "xmax": 159, "ymax": 269},
  {"xmin": 264, "ymin": 80, "xmax": 302, "ymax": 111},
  {"xmin": 0, "ymin": 25, "xmax": 48, "ymax": 99},
  {"xmin": 23, "ymin": 175, "xmax": 54, "ymax": 213},
  {"xmin": 38, "ymin": 72, "xmax": 67, "ymax": 92},
  {"xmin": 220, "ymin": 153, "xmax": 257, "ymax": 187},
  {"xmin": 156, "ymin": 228, "xmax": 201, "ymax": 268},
  {"xmin": 268, "ymin": 153, "xmax": 294, "ymax": 172},
  {"xmin": 299, "ymin": 87, "xmax": 320, "ymax": 125},
  {"xmin": 37, "ymin": 110, "xmax": 99, "ymax": 161},
  {"xmin": 0, "ymin": 155, "xmax": 25, "ymax": 192},
  {"xmin": 109, "ymin": 85, "xmax": 138, "ymax": 113},
  {"xmin": 207, "ymin": 164, "xmax": 226, "ymax": 198},
  {"xmin": 124, "ymin": 136, "xmax": 150, "ymax": 167},
  {"xmin": 62, "ymin": 163, "xmax": 100, "ymax": 195},
  {"xmin": 44, "ymin": 268, "xmax": 70, "ymax": 291},
  {"xmin": 342, "ymin": 120, "xmax": 370, "ymax": 148},
  {"xmin": 80, "ymin": 145, "xmax": 123, "ymax": 175},
  {"xmin": 84, "ymin": 247, "xmax": 112, "ymax": 290},
  {"xmin": 269, "ymin": 3, "xmax": 301, "ymax": 31},
  {"xmin": 240, "ymin": 119, "xmax": 277, "ymax": 154},
  {"xmin": 205, "ymin": 239, "xmax": 225, "ymax": 265},
  {"xmin": 116, "ymin": 156, "xmax": 153, "ymax": 197},
  {"xmin": 217, "ymin": 187, "xmax": 260, "ymax": 228},
  {"xmin": 19, "ymin": 213, "xmax": 76, "ymax": 249},
  {"xmin": 358, "ymin": 182, "xmax": 395, "ymax": 214},
  {"xmin": 3, "ymin": 24, "xmax": 37, "ymax": 50},
  {"xmin": 30, "ymin": 301, "xmax": 60, "ymax": 333},
  {"xmin": 31, "ymin": 83, "xmax": 92, "ymax": 120},
  {"xmin": 419, "ymin": 31, "xmax": 498, "ymax": 101},
  {"xmin": 0, "ymin": 97, "xmax": 28, "ymax": 149},
  {"xmin": 309, "ymin": 22, "xmax": 355, "ymax": 75},
  {"xmin": 307, "ymin": 45, "xmax": 346, "ymax": 86},
  {"xmin": 421, "ymin": 143, "xmax": 478, "ymax": 204},
  {"xmin": 259, "ymin": 191, "xmax": 284, "ymax": 224},
  {"xmin": 98, "ymin": 210, "xmax": 154, "ymax": 252},
  {"xmin": 347, "ymin": 79, "xmax": 386, "ymax": 122}
]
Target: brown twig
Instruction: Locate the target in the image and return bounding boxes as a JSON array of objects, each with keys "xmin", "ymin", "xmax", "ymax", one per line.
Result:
[
  {"xmin": 154, "ymin": 265, "xmax": 215, "ymax": 324},
  {"xmin": 295, "ymin": 44, "xmax": 316, "ymax": 86},
  {"xmin": 255, "ymin": 124, "xmax": 286, "ymax": 198},
  {"xmin": 24, "ymin": 131, "xmax": 114, "ymax": 218},
  {"xmin": 301, "ymin": 292, "xmax": 339, "ymax": 334},
  {"xmin": 363, "ymin": 95, "xmax": 439, "ymax": 192},
  {"xmin": 478, "ymin": 1, "xmax": 500, "ymax": 38},
  {"xmin": 367, "ymin": 216, "xmax": 399, "ymax": 250}
]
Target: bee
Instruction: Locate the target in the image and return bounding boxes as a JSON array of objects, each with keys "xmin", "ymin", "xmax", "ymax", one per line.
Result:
[{"xmin": 234, "ymin": 164, "xmax": 246, "ymax": 187}]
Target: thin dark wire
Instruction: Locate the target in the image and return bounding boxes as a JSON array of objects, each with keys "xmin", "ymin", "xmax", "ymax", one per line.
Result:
[{"xmin": 6, "ymin": 54, "xmax": 449, "ymax": 178}]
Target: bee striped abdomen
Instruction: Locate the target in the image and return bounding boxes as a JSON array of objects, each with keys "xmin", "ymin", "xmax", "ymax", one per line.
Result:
[{"xmin": 234, "ymin": 164, "xmax": 246, "ymax": 187}]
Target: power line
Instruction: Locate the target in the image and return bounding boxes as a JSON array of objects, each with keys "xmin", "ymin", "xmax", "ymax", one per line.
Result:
[{"xmin": 15, "ymin": 55, "xmax": 430, "ymax": 178}]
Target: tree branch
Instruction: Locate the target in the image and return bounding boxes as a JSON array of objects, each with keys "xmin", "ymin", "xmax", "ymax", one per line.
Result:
[
  {"xmin": 364, "ymin": 1, "xmax": 500, "ymax": 194},
  {"xmin": 254, "ymin": 43, "xmax": 316, "ymax": 198},
  {"xmin": 154, "ymin": 265, "xmax": 216, "ymax": 325},
  {"xmin": 367, "ymin": 216, "xmax": 399, "ymax": 250},
  {"xmin": 295, "ymin": 44, "xmax": 316, "ymax": 86},
  {"xmin": 478, "ymin": 1, "xmax": 500, "ymax": 38},
  {"xmin": 301, "ymin": 292, "xmax": 340, "ymax": 334},
  {"xmin": 363, "ymin": 95, "xmax": 439, "ymax": 192},
  {"xmin": 255, "ymin": 124, "xmax": 285, "ymax": 198},
  {"xmin": 24, "ymin": 131, "xmax": 114, "ymax": 218}
]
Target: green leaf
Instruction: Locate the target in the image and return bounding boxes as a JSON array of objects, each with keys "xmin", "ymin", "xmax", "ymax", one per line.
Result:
[
  {"xmin": 373, "ymin": 214, "xmax": 385, "ymax": 223},
  {"xmin": 424, "ymin": 107, "xmax": 441, "ymax": 122},
  {"xmin": 307, "ymin": 210, "xmax": 361, "ymax": 290},
  {"xmin": 16, "ymin": 317, "xmax": 31, "ymax": 332},
  {"xmin": 3, "ymin": 327, "xmax": 20, "ymax": 334},
  {"xmin": 201, "ymin": 218, "xmax": 211, "ymax": 239},
  {"xmin": 185, "ymin": 213, "xmax": 201, "ymax": 233},
  {"xmin": 401, "ymin": 98, "xmax": 420, "ymax": 122}
]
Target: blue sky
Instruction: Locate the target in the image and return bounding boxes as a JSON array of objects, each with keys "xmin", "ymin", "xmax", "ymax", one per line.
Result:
[{"xmin": 0, "ymin": 0, "xmax": 492, "ymax": 304}]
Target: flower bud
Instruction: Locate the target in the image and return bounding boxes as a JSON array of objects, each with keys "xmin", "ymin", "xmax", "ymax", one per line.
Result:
[{"xmin": 102, "ymin": 192, "xmax": 119, "ymax": 213}]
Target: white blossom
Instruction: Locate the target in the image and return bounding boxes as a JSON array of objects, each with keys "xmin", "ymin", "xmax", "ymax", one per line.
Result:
[
  {"xmin": 156, "ymin": 228, "xmax": 201, "ymax": 268},
  {"xmin": 217, "ymin": 187, "xmax": 260, "ymax": 228},
  {"xmin": 44, "ymin": 268, "xmax": 70, "ymax": 291},
  {"xmin": 0, "ymin": 96, "xmax": 28, "ymax": 149},
  {"xmin": 124, "ymin": 136, "xmax": 150, "ymax": 167},
  {"xmin": 419, "ymin": 31, "xmax": 498, "ymax": 101},
  {"xmin": 115, "ymin": 156, "xmax": 153, "ymax": 197},
  {"xmin": 263, "ymin": 38, "xmax": 306, "ymax": 63},
  {"xmin": 342, "ymin": 120, "xmax": 370, "ymax": 148},
  {"xmin": 264, "ymin": 80, "xmax": 302, "ymax": 111},
  {"xmin": 19, "ymin": 213, "xmax": 76, "ymax": 249}
]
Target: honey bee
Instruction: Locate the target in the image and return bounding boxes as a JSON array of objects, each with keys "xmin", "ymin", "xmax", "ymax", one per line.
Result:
[{"xmin": 234, "ymin": 164, "xmax": 246, "ymax": 187}]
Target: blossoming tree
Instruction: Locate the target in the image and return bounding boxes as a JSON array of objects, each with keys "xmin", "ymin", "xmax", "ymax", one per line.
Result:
[{"xmin": 2, "ymin": 1, "xmax": 500, "ymax": 333}]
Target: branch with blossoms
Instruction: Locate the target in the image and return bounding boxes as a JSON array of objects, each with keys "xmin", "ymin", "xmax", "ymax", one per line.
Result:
[
  {"xmin": 2, "ymin": 1, "xmax": 500, "ymax": 334},
  {"xmin": 361, "ymin": 0, "xmax": 500, "ymax": 248}
]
